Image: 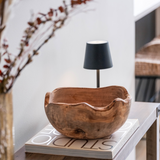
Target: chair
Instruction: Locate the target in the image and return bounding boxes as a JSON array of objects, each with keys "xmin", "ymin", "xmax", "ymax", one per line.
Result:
[{"xmin": 135, "ymin": 36, "xmax": 160, "ymax": 102}]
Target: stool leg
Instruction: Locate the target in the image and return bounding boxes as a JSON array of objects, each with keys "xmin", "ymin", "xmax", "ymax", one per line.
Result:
[
  {"xmin": 143, "ymin": 79, "xmax": 149, "ymax": 102},
  {"xmin": 136, "ymin": 77, "xmax": 142, "ymax": 101},
  {"xmin": 155, "ymin": 78, "xmax": 160, "ymax": 102},
  {"xmin": 149, "ymin": 78, "xmax": 156, "ymax": 102},
  {"xmin": 145, "ymin": 78, "xmax": 151, "ymax": 102}
]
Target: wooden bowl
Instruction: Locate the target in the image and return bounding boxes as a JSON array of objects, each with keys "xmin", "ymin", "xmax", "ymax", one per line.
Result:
[{"xmin": 44, "ymin": 86, "xmax": 131, "ymax": 139}]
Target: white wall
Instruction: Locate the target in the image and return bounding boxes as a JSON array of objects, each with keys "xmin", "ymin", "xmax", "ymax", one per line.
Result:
[{"xmin": 5, "ymin": 0, "xmax": 135, "ymax": 154}]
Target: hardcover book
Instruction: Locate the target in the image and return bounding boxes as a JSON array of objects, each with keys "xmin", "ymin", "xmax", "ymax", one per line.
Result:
[{"xmin": 25, "ymin": 119, "xmax": 139, "ymax": 159}]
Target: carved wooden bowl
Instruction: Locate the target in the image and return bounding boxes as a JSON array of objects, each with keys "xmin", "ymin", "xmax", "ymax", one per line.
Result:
[{"xmin": 44, "ymin": 86, "xmax": 131, "ymax": 139}]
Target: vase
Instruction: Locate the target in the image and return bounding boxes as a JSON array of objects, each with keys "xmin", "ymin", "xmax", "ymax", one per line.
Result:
[{"xmin": 0, "ymin": 91, "xmax": 14, "ymax": 160}]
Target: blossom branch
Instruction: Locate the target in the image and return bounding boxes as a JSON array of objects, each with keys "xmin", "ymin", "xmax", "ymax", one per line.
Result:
[{"xmin": 0, "ymin": 0, "xmax": 92, "ymax": 93}]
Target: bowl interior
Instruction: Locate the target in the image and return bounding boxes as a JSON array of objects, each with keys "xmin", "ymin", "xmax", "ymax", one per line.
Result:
[{"xmin": 50, "ymin": 86, "xmax": 128, "ymax": 107}]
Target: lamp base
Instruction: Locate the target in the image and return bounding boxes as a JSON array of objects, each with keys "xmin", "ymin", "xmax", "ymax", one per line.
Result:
[{"xmin": 97, "ymin": 70, "xmax": 100, "ymax": 88}]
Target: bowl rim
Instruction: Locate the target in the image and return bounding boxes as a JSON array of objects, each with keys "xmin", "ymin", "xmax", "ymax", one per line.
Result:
[{"xmin": 45, "ymin": 85, "xmax": 132, "ymax": 111}]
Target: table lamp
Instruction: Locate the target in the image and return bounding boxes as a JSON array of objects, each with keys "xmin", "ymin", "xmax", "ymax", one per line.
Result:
[{"xmin": 83, "ymin": 40, "xmax": 113, "ymax": 88}]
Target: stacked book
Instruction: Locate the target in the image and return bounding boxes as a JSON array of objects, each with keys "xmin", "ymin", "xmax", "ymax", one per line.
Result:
[{"xmin": 25, "ymin": 119, "xmax": 139, "ymax": 159}]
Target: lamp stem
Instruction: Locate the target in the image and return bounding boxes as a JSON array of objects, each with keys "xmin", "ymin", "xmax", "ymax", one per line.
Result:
[{"xmin": 97, "ymin": 69, "xmax": 100, "ymax": 88}]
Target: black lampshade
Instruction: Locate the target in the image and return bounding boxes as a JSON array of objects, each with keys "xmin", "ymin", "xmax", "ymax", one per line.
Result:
[{"xmin": 83, "ymin": 41, "xmax": 113, "ymax": 69}]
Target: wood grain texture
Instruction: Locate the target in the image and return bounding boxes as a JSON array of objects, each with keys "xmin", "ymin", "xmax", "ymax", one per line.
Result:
[
  {"xmin": 135, "ymin": 36, "xmax": 160, "ymax": 76},
  {"xmin": 45, "ymin": 86, "xmax": 131, "ymax": 139},
  {"xmin": 0, "ymin": 91, "xmax": 13, "ymax": 160},
  {"xmin": 146, "ymin": 117, "xmax": 159, "ymax": 160}
]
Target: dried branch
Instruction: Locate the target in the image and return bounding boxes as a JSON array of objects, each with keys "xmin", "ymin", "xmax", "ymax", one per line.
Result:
[{"xmin": 0, "ymin": 0, "xmax": 92, "ymax": 93}]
